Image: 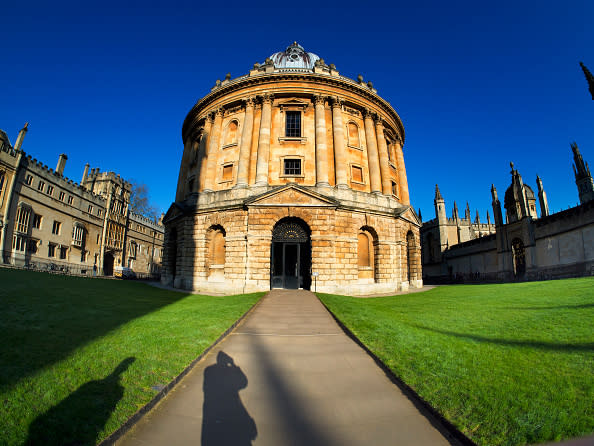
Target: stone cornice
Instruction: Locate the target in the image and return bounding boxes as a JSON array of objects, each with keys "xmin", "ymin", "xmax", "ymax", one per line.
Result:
[{"xmin": 182, "ymin": 72, "xmax": 405, "ymax": 143}]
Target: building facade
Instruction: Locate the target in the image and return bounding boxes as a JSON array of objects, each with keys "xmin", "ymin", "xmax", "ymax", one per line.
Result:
[
  {"xmin": 421, "ymin": 147, "xmax": 594, "ymax": 282},
  {"xmin": 0, "ymin": 124, "xmax": 164, "ymax": 276},
  {"xmin": 163, "ymin": 43, "xmax": 422, "ymax": 295}
]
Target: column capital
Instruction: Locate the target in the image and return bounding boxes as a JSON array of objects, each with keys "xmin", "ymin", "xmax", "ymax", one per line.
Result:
[
  {"xmin": 363, "ymin": 108, "xmax": 376, "ymax": 120},
  {"xmin": 213, "ymin": 107, "xmax": 224, "ymax": 118},
  {"xmin": 244, "ymin": 96, "xmax": 256, "ymax": 108},
  {"xmin": 331, "ymin": 96, "xmax": 343, "ymax": 108},
  {"xmin": 259, "ymin": 93, "xmax": 274, "ymax": 104},
  {"xmin": 313, "ymin": 94, "xmax": 327, "ymax": 106},
  {"xmin": 374, "ymin": 115, "xmax": 386, "ymax": 127}
]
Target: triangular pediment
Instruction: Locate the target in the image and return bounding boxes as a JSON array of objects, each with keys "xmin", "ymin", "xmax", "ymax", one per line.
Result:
[
  {"xmin": 162, "ymin": 202, "xmax": 188, "ymax": 224},
  {"xmin": 395, "ymin": 205, "xmax": 422, "ymax": 227},
  {"xmin": 245, "ymin": 185, "xmax": 339, "ymax": 208},
  {"xmin": 277, "ymin": 98, "xmax": 309, "ymax": 109}
]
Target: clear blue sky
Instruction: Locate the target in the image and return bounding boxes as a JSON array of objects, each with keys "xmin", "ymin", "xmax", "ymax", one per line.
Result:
[{"xmin": 1, "ymin": 1, "xmax": 593, "ymax": 221}]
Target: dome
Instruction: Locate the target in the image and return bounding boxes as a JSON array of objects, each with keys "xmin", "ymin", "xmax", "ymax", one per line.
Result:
[{"xmin": 268, "ymin": 42, "xmax": 320, "ymax": 70}]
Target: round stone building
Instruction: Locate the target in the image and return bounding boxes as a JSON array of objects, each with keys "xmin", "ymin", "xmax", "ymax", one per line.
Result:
[{"xmin": 162, "ymin": 43, "xmax": 422, "ymax": 294}]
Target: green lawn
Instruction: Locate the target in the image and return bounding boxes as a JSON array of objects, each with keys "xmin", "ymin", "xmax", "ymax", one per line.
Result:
[
  {"xmin": 0, "ymin": 269, "xmax": 263, "ymax": 446},
  {"xmin": 318, "ymin": 278, "xmax": 594, "ymax": 446}
]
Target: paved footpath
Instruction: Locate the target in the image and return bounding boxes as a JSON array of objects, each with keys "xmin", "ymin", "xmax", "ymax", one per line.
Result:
[{"xmin": 117, "ymin": 290, "xmax": 460, "ymax": 446}]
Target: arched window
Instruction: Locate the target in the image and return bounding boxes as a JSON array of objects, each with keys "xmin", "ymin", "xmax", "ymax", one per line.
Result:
[
  {"xmin": 224, "ymin": 120, "xmax": 238, "ymax": 147},
  {"xmin": 358, "ymin": 227, "xmax": 377, "ymax": 282},
  {"xmin": 0, "ymin": 170, "xmax": 5, "ymax": 197},
  {"xmin": 211, "ymin": 231, "xmax": 225, "ymax": 265},
  {"xmin": 207, "ymin": 226, "xmax": 226, "ymax": 280},
  {"xmin": 358, "ymin": 232, "xmax": 371, "ymax": 267},
  {"xmin": 348, "ymin": 122, "xmax": 360, "ymax": 147},
  {"xmin": 511, "ymin": 238, "xmax": 526, "ymax": 277}
]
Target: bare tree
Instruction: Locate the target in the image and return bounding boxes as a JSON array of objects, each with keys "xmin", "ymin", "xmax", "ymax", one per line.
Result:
[{"xmin": 130, "ymin": 182, "xmax": 159, "ymax": 220}]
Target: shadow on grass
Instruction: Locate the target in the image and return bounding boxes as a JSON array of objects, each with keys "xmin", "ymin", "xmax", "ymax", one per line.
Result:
[
  {"xmin": 0, "ymin": 269, "xmax": 191, "ymax": 392},
  {"xmin": 503, "ymin": 303, "xmax": 594, "ymax": 310},
  {"xmin": 25, "ymin": 357, "xmax": 135, "ymax": 446},
  {"xmin": 410, "ymin": 324, "xmax": 594, "ymax": 352}
]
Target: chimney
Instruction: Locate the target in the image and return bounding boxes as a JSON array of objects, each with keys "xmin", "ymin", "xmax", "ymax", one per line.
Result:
[
  {"xmin": 14, "ymin": 123, "xmax": 28, "ymax": 151},
  {"xmin": 81, "ymin": 163, "xmax": 90, "ymax": 184},
  {"xmin": 56, "ymin": 154, "xmax": 68, "ymax": 176}
]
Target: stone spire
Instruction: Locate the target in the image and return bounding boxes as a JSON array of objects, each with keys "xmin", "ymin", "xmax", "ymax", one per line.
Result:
[
  {"xmin": 465, "ymin": 201, "xmax": 471, "ymax": 221},
  {"xmin": 14, "ymin": 123, "xmax": 28, "ymax": 151},
  {"xmin": 434, "ymin": 184, "xmax": 446, "ymax": 224},
  {"xmin": 434, "ymin": 183, "xmax": 443, "ymax": 200},
  {"xmin": 486, "ymin": 210, "xmax": 491, "ymax": 226},
  {"xmin": 418, "ymin": 208, "xmax": 423, "ymax": 222},
  {"xmin": 475, "ymin": 209, "xmax": 481, "ymax": 224},
  {"xmin": 571, "ymin": 142, "xmax": 594, "ymax": 203},
  {"xmin": 580, "ymin": 62, "xmax": 594, "ymax": 100},
  {"xmin": 452, "ymin": 201, "xmax": 459, "ymax": 221},
  {"xmin": 536, "ymin": 174, "xmax": 550, "ymax": 217},
  {"xmin": 491, "ymin": 184, "xmax": 503, "ymax": 226}
]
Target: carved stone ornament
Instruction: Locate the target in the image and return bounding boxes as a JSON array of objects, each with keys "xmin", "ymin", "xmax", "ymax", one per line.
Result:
[
  {"xmin": 331, "ymin": 96, "xmax": 342, "ymax": 108},
  {"xmin": 313, "ymin": 94, "xmax": 326, "ymax": 106},
  {"xmin": 260, "ymin": 93, "xmax": 274, "ymax": 104},
  {"xmin": 244, "ymin": 97, "xmax": 255, "ymax": 108}
]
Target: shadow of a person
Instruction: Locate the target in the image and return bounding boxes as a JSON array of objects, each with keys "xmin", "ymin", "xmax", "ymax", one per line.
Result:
[
  {"xmin": 25, "ymin": 357, "xmax": 135, "ymax": 446},
  {"xmin": 202, "ymin": 351, "xmax": 257, "ymax": 446}
]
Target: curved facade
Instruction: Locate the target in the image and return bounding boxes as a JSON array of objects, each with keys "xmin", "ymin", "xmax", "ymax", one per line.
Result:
[{"xmin": 162, "ymin": 43, "xmax": 422, "ymax": 294}]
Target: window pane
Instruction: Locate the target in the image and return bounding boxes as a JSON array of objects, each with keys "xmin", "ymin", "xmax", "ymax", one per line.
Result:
[
  {"xmin": 285, "ymin": 111, "xmax": 301, "ymax": 137},
  {"xmin": 284, "ymin": 159, "xmax": 301, "ymax": 176}
]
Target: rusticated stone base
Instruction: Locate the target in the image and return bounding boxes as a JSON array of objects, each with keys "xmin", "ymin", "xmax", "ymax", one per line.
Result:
[{"xmin": 162, "ymin": 185, "xmax": 422, "ymax": 295}]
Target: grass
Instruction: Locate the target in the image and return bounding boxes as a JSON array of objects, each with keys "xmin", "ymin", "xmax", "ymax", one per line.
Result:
[
  {"xmin": 318, "ymin": 278, "xmax": 594, "ymax": 446},
  {"xmin": 0, "ymin": 269, "xmax": 263, "ymax": 446}
]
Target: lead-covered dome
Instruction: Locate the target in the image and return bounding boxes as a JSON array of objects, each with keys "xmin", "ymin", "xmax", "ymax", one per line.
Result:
[{"xmin": 268, "ymin": 42, "xmax": 320, "ymax": 69}]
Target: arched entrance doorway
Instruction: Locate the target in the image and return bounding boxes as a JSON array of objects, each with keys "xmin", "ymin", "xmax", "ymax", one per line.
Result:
[
  {"xmin": 103, "ymin": 252, "xmax": 114, "ymax": 276},
  {"xmin": 406, "ymin": 231, "xmax": 415, "ymax": 282},
  {"xmin": 511, "ymin": 238, "xmax": 526, "ymax": 277},
  {"xmin": 271, "ymin": 218, "xmax": 311, "ymax": 290}
]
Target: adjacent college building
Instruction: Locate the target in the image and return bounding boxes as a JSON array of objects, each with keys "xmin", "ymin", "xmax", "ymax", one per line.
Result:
[
  {"xmin": 163, "ymin": 43, "xmax": 422, "ymax": 294},
  {"xmin": 0, "ymin": 124, "xmax": 164, "ymax": 276},
  {"xmin": 421, "ymin": 145, "xmax": 594, "ymax": 282}
]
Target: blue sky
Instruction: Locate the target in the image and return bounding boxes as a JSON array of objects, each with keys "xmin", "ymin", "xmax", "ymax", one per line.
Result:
[{"xmin": 1, "ymin": 1, "xmax": 593, "ymax": 221}]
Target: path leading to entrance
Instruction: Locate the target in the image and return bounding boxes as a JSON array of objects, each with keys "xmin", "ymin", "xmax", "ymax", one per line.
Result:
[{"xmin": 117, "ymin": 290, "xmax": 460, "ymax": 446}]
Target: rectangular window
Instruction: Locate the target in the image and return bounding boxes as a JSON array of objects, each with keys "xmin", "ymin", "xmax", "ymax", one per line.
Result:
[
  {"xmin": 47, "ymin": 185, "xmax": 54, "ymax": 196},
  {"xmin": 391, "ymin": 181, "xmax": 399, "ymax": 196},
  {"xmin": 52, "ymin": 220, "xmax": 61, "ymax": 235},
  {"xmin": 98, "ymin": 209, "xmax": 102, "ymax": 217},
  {"xmin": 25, "ymin": 174, "xmax": 33, "ymax": 185},
  {"xmin": 67, "ymin": 195, "xmax": 74, "ymax": 205},
  {"xmin": 37, "ymin": 180, "xmax": 45, "ymax": 192},
  {"xmin": 222, "ymin": 164, "xmax": 233, "ymax": 181},
  {"xmin": 12, "ymin": 235, "xmax": 26, "ymax": 252},
  {"xmin": 48, "ymin": 243, "xmax": 56, "ymax": 257},
  {"xmin": 351, "ymin": 166, "xmax": 363, "ymax": 183},
  {"xmin": 60, "ymin": 246, "xmax": 68, "ymax": 260},
  {"xmin": 285, "ymin": 111, "xmax": 301, "ymax": 137},
  {"xmin": 28, "ymin": 239, "xmax": 38, "ymax": 254},
  {"xmin": 32, "ymin": 214, "xmax": 42, "ymax": 229},
  {"xmin": 59, "ymin": 191, "xmax": 65, "ymax": 201},
  {"xmin": 15, "ymin": 206, "xmax": 32, "ymax": 233},
  {"xmin": 0, "ymin": 171, "xmax": 5, "ymax": 196},
  {"xmin": 283, "ymin": 159, "xmax": 301, "ymax": 176},
  {"xmin": 87, "ymin": 204, "xmax": 93, "ymax": 213},
  {"xmin": 81, "ymin": 250, "xmax": 87, "ymax": 262}
]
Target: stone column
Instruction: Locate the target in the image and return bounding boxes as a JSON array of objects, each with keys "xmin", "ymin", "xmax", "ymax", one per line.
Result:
[
  {"xmin": 235, "ymin": 97, "xmax": 255, "ymax": 188},
  {"xmin": 395, "ymin": 136, "xmax": 410, "ymax": 204},
  {"xmin": 203, "ymin": 109, "xmax": 223, "ymax": 192},
  {"xmin": 375, "ymin": 118, "xmax": 392, "ymax": 195},
  {"xmin": 255, "ymin": 94, "xmax": 273, "ymax": 186},
  {"xmin": 363, "ymin": 109, "xmax": 382, "ymax": 194},
  {"xmin": 314, "ymin": 94, "xmax": 330, "ymax": 186},
  {"xmin": 198, "ymin": 116, "xmax": 213, "ymax": 192},
  {"xmin": 331, "ymin": 97, "xmax": 348, "ymax": 188}
]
